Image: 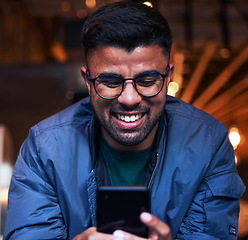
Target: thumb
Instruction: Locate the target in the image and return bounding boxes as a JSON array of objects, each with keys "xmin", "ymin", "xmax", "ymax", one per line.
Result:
[{"xmin": 140, "ymin": 212, "xmax": 173, "ymax": 240}]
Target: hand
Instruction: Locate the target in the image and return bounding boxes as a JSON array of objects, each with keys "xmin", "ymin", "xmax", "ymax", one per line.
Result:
[
  {"xmin": 112, "ymin": 212, "xmax": 173, "ymax": 240},
  {"xmin": 72, "ymin": 213, "xmax": 173, "ymax": 240},
  {"xmin": 72, "ymin": 227, "xmax": 115, "ymax": 240}
]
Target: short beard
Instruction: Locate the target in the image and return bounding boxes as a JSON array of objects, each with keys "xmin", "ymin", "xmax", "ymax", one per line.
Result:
[
  {"xmin": 92, "ymin": 105, "xmax": 163, "ymax": 147},
  {"xmin": 102, "ymin": 117, "xmax": 160, "ymax": 146}
]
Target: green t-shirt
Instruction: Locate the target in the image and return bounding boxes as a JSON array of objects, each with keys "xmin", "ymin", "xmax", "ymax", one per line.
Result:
[{"xmin": 100, "ymin": 134, "xmax": 153, "ymax": 186}]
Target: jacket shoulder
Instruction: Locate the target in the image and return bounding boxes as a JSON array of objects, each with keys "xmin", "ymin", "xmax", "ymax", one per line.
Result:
[
  {"xmin": 166, "ymin": 96, "xmax": 222, "ymax": 128},
  {"xmin": 34, "ymin": 97, "xmax": 93, "ymax": 134}
]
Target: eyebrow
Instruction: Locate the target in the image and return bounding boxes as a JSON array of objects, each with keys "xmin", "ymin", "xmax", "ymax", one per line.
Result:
[
  {"xmin": 97, "ymin": 69, "xmax": 161, "ymax": 79},
  {"xmin": 98, "ymin": 72, "xmax": 122, "ymax": 77}
]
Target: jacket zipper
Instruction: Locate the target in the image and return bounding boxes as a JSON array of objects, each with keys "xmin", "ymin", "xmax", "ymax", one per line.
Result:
[{"xmin": 147, "ymin": 152, "xmax": 159, "ymax": 189}]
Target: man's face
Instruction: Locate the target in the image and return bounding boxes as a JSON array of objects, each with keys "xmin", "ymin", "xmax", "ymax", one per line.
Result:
[{"xmin": 81, "ymin": 45, "xmax": 173, "ymax": 151}]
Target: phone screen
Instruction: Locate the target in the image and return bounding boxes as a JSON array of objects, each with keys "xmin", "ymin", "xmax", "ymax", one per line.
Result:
[{"xmin": 97, "ymin": 186, "xmax": 150, "ymax": 238}]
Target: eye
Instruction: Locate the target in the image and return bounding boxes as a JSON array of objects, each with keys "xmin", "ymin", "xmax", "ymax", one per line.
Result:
[
  {"xmin": 136, "ymin": 73, "xmax": 160, "ymax": 87},
  {"xmin": 97, "ymin": 76, "xmax": 122, "ymax": 88}
]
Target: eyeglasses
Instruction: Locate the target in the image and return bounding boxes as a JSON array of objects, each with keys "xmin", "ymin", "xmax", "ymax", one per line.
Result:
[{"xmin": 86, "ymin": 65, "xmax": 170, "ymax": 99}]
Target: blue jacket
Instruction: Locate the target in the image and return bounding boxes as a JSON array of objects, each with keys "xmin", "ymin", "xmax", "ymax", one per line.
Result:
[{"xmin": 4, "ymin": 96, "xmax": 245, "ymax": 240}]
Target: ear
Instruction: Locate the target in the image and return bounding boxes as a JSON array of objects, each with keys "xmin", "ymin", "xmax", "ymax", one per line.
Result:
[
  {"xmin": 167, "ymin": 63, "xmax": 174, "ymax": 86},
  {"xmin": 81, "ymin": 66, "xmax": 91, "ymax": 95}
]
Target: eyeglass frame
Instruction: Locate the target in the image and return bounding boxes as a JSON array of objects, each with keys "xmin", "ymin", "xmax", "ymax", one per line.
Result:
[{"xmin": 86, "ymin": 64, "xmax": 170, "ymax": 100}]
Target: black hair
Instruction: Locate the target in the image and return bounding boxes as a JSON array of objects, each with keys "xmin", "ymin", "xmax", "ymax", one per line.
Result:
[{"xmin": 80, "ymin": 1, "xmax": 173, "ymax": 58}]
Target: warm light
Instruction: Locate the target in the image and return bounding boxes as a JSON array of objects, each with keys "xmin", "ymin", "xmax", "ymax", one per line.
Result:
[
  {"xmin": 0, "ymin": 162, "xmax": 12, "ymax": 217},
  {"xmin": 61, "ymin": 1, "xmax": 71, "ymax": 12},
  {"xmin": 0, "ymin": 188, "xmax": 9, "ymax": 204},
  {"xmin": 143, "ymin": 1, "xmax": 153, "ymax": 7},
  {"xmin": 76, "ymin": 9, "xmax": 88, "ymax": 18},
  {"xmin": 167, "ymin": 82, "xmax": 179, "ymax": 97},
  {"xmin": 51, "ymin": 42, "xmax": 68, "ymax": 63},
  {"xmin": 229, "ymin": 126, "xmax": 241, "ymax": 150},
  {"xmin": 219, "ymin": 48, "xmax": 231, "ymax": 59},
  {"xmin": 0, "ymin": 162, "xmax": 12, "ymax": 189},
  {"xmin": 239, "ymin": 199, "xmax": 248, "ymax": 236},
  {"xmin": 86, "ymin": 0, "xmax": 96, "ymax": 9},
  {"xmin": 235, "ymin": 154, "xmax": 240, "ymax": 165},
  {"xmin": 172, "ymin": 52, "xmax": 184, "ymax": 93}
]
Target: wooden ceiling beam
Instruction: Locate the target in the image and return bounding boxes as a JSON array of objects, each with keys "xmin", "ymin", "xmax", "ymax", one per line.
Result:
[
  {"xmin": 193, "ymin": 44, "xmax": 248, "ymax": 109},
  {"xmin": 213, "ymin": 92, "xmax": 248, "ymax": 119},
  {"xmin": 219, "ymin": 104, "xmax": 248, "ymax": 127},
  {"xmin": 170, "ymin": 43, "xmax": 184, "ymax": 97},
  {"xmin": 203, "ymin": 75, "xmax": 248, "ymax": 114},
  {"xmin": 181, "ymin": 39, "xmax": 216, "ymax": 103},
  {"xmin": 228, "ymin": 105, "xmax": 248, "ymax": 119},
  {"xmin": 235, "ymin": 117, "xmax": 248, "ymax": 131}
]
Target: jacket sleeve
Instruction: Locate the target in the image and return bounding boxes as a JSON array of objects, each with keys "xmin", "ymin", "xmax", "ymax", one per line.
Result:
[
  {"xmin": 3, "ymin": 127, "xmax": 67, "ymax": 240},
  {"xmin": 175, "ymin": 122, "xmax": 245, "ymax": 240}
]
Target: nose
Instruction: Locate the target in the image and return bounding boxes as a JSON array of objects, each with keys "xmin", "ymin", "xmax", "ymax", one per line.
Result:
[{"xmin": 117, "ymin": 80, "xmax": 142, "ymax": 106}]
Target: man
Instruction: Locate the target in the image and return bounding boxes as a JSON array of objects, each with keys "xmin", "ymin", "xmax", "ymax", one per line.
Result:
[{"xmin": 3, "ymin": 1, "xmax": 245, "ymax": 240}]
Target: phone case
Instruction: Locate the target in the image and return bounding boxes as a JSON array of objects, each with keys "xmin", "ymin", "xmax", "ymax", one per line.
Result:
[{"xmin": 97, "ymin": 186, "xmax": 150, "ymax": 238}]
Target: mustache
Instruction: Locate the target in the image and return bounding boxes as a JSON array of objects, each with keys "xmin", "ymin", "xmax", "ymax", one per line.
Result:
[{"xmin": 110, "ymin": 105, "xmax": 150, "ymax": 113}]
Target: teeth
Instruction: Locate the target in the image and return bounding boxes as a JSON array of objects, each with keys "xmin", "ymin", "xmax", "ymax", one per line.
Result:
[
  {"xmin": 130, "ymin": 115, "xmax": 136, "ymax": 122},
  {"xmin": 117, "ymin": 114, "xmax": 142, "ymax": 122},
  {"xmin": 125, "ymin": 116, "xmax": 130, "ymax": 122}
]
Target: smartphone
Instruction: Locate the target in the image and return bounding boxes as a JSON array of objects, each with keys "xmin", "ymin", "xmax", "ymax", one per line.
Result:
[{"xmin": 97, "ymin": 186, "xmax": 150, "ymax": 238}]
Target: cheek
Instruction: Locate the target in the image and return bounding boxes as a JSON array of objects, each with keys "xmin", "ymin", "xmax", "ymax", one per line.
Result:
[
  {"xmin": 91, "ymin": 93, "xmax": 112, "ymax": 118},
  {"xmin": 148, "ymin": 93, "xmax": 167, "ymax": 113},
  {"xmin": 151, "ymin": 91, "xmax": 167, "ymax": 105}
]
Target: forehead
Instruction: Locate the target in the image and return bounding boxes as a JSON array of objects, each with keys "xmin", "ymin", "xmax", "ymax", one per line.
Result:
[{"xmin": 86, "ymin": 45, "xmax": 169, "ymax": 75}]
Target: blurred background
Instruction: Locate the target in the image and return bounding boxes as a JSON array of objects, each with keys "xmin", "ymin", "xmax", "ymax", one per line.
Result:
[{"xmin": 0, "ymin": 0, "xmax": 247, "ymax": 238}]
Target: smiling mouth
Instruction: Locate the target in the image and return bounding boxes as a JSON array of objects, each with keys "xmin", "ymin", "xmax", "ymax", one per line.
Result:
[{"xmin": 116, "ymin": 113, "xmax": 143, "ymax": 123}]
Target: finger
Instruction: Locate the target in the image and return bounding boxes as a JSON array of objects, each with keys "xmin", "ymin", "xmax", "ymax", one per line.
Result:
[
  {"xmin": 113, "ymin": 230, "xmax": 145, "ymax": 240},
  {"xmin": 140, "ymin": 213, "xmax": 173, "ymax": 240},
  {"xmin": 71, "ymin": 227, "xmax": 96, "ymax": 240},
  {"xmin": 72, "ymin": 227, "xmax": 115, "ymax": 240}
]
